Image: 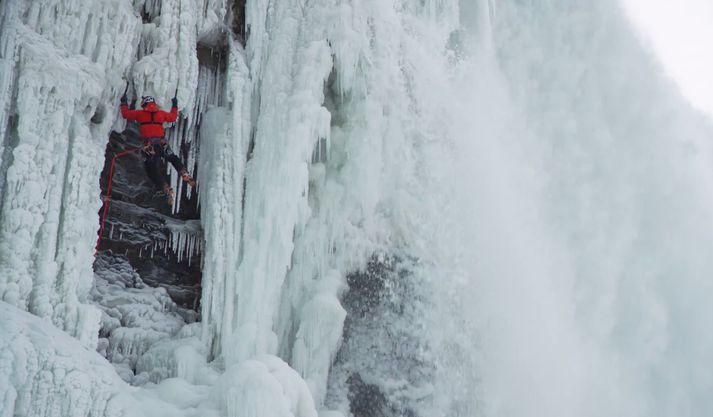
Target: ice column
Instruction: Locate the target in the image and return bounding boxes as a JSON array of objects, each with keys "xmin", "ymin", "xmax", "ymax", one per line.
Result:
[
  {"xmin": 198, "ymin": 39, "xmax": 252, "ymax": 358},
  {"xmin": 220, "ymin": 0, "xmax": 334, "ymax": 365},
  {"xmin": 0, "ymin": 0, "xmax": 20, "ymax": 201}
]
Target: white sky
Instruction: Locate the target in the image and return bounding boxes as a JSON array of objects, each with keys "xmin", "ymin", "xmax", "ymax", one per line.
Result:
[{"xmin": 621, "ymin": 0, "xmax": 713, "ymax": 117}]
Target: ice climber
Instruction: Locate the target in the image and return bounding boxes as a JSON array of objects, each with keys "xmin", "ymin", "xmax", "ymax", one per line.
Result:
[{"xmin": 120, "ymin": 92, "xmax": 196, "ymax": 204}]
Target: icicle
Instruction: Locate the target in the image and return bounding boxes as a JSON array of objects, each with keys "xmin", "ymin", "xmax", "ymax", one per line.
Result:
[{"xmin": 187, "ymin": 235, "xmax": 195, "ymax": 266}]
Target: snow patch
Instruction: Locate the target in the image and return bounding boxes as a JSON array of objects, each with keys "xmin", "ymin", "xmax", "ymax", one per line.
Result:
[{"xmin": 213, "ymin": 355, "xmax": 319, "ymax": 417}]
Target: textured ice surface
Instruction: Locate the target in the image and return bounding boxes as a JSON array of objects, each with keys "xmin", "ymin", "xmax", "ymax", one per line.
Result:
[
  {"xmin": 214, "ymin": 355, "xmax": 319, "ymax": 417},
  {"xmin": 0, "ymin": 302, "xmax": 130, "ymax": 417},
  {"xmin": 3, "ymin": 0, "xmax": 713, "ymax": 416},
  {"xmin": 0, "ymin": 0, "xmax": 138, "ymax": 345},
  {"xmin": 93, "ymin": 253, "xmax": 195, "ymax": 383}
]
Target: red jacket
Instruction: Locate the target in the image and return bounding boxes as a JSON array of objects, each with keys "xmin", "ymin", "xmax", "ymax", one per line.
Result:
[{"xmin": 120, "ymin": 102, "xmax": 177, "ymax": 141}]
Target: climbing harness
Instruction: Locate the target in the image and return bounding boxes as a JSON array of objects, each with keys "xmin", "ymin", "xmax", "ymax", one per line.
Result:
[{"xmin": 139, "ymin": 111, "xmax": 161, "ymax": 128}]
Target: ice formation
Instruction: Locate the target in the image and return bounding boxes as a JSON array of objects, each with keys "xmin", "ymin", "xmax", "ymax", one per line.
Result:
[
  {"xmin": 0, "ymin": 0, "xmax": 138, "ymax": 346},
  {"xmin": 0, "ymin": 302, "xmax": 129, "ymax": 417},
  {"xmin": 92, "ymin": 253, "xmax": 196, "ymax": 382},
  {"xmin": 167, "ymin": 220, "xmax": 202, "ymax": 265},
  {"xmin": 2, "ymin": 0, "xmax": 713, "ymax": 416}
]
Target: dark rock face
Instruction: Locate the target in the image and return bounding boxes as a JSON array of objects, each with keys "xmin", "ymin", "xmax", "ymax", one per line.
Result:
[
  {"xmin": 94, "ymin": 129, "xmax": 202, "ymax": 310},
  {"xmin": 346, "ymin": 373, "xmax": 391, "ymax": 417},
  {"xmin": 231, "ymin": 0, "xmax": 247, "ymax": 41},
  {"xmin": 327, "ymin": 254, "xmax": 435, "ymax": 417}
]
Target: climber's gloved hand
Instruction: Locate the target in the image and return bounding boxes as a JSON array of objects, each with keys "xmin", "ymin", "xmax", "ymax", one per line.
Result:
[
  {"xmin": 120, "ymin": 94, "xmax": 128, "ymax": 105},
  {"xmin": 171, "ymin": 96, "xmax": 178, "ymax": 108}
]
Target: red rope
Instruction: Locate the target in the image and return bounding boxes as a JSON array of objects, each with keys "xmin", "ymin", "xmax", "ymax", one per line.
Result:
[{"xmin": 94, "ymin": 147, "xmax": 143, "ymax": 255}]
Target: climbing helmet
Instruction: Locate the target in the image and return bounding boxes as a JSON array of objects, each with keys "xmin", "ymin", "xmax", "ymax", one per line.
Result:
[{"xmin": 141, "ymin": 96, "xmax": 155, "ymax": 107}]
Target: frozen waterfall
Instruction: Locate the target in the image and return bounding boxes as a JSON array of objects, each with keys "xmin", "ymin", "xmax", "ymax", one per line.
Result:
[{"xmin": 2, "ymin": 0, "xmax": 713, "ymax": 416}]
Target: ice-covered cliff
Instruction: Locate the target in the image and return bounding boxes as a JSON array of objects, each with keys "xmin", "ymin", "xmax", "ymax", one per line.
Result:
[{"xmin": 2, "ymin": 0, "xmax": 713, "ymax": 416}]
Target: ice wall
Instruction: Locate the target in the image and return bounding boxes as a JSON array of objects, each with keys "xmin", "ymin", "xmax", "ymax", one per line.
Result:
[
  {"xmin": 0, "ymin": 0, "xmax": 225, "ymax": 338},
  {"xmin": 3, "ymin": 0, "xmax": 713, "ymax": 416},
  {"xmin": 197, "ymin": 2, "xmax": 461, "ymax": 412},
  {"xmin": 0, "ymin": 0, "xmax": 138, "ymax": 344}
]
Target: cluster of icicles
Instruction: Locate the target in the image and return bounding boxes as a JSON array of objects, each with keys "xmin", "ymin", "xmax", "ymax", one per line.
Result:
[{"xmin": 107, "ymin": 223, "xmax": 202, "ymax": 266}]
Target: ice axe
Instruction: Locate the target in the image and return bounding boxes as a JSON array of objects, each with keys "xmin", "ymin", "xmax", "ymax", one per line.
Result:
[
  {"xmin": 172, "ymin": 87, "xmax": 178, "ymax": 108},
  {"xmin": 120, "ymin": 80, "xmax": 130, "ymax": 106}
]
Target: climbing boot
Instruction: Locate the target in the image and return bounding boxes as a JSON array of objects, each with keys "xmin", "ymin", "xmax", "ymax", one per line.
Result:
[
  {"xmin": 163, "ymin": 183, "xmax": 174, "ymax": 205},
  {"xmin": 180, "ymin": 169, "xmax": 196, "ymax": 187}
]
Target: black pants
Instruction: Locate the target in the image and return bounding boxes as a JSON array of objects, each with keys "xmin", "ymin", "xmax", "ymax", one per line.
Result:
[{"xmin": 142, "ymin": 142, "xmax": 185, "ymax": 189}]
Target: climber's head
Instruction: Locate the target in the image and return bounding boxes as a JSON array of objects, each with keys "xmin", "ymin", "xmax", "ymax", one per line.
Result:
[{"xmin": 140, "ymin": 96, "xmax": 156, "ymax": 108}]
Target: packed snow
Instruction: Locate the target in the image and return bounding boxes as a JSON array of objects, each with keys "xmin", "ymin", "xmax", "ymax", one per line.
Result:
[
  {"xmin": 2, "ymin": 0, "xmax": 713, "ymax": 416},
  {"xmin": 0, "ymin": 302, "xmax": 130, "ymax": 417}
]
